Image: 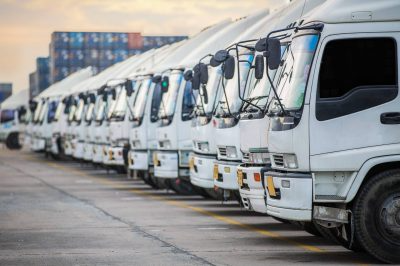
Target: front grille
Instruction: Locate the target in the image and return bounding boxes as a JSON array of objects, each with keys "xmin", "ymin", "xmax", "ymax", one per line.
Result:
[
  {"xmin": 218, "ymin": 147, "xmax": 227, "ymax": 157},
  {"xmin": 273, "ymin": 154, "xmax": 284, "ymax": 167},
  {"xmin": 242, "ymin": 152, "xmax": 250, "ymax": 162}
]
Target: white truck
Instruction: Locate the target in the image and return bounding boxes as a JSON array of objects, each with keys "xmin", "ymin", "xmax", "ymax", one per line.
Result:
[
  {"xmin": 0, "ymin": 90, "xmax": 29, "ymax": 149},
  {"xmin": 257, "ymin": 0, "xmax": 400, "ymax": 263},
  {"xmin": 237, "ymin": 0, "xmax": 325, "ymax": 213},
  {"xmin": 189, "ymin": 10, "xmax": 270, "ymax": 195}
]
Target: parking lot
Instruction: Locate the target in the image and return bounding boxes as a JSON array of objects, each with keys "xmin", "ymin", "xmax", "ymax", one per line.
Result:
[{"xmin": 0, "ymin": 148, "xmax": 380, "ymax": 265}]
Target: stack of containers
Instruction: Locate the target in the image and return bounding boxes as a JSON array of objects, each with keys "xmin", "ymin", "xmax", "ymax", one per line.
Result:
[
  {"xmin": 28, "ymin": 57, "xmax": 51, "ymax": 99},
  {"xmin": 49, "ymin": 31, "xmax": 188, "ymax": 84}
]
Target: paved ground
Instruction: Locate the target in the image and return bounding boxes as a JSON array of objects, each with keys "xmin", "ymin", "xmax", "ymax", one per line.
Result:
[{"xmin": 0, "ymin": 148, "xmax": 381, "ymax": 265}]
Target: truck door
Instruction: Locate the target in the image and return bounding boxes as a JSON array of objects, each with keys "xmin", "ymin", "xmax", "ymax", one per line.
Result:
[{"xmin": 309, "ymin": 33, "xmax": 399, "ymax": 171}]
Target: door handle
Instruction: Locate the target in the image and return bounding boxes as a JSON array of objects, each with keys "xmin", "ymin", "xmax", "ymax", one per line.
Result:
[{"xmin": 380, "ymin": 112, "xmax": 400, "ymax": 124}]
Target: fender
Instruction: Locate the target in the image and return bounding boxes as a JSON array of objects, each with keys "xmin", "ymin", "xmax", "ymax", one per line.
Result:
[{"xmin": 346, "ymin": 154, "xmax": 400, "ymax": 202}]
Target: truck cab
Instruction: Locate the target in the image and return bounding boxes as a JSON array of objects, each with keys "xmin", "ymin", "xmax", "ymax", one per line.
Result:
[{"xmin": 260, "ymin": 0, "xmax": 400, "ymax": 262}]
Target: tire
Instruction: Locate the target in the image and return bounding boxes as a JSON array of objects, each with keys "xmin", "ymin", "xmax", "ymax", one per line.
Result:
[
  {"xmin": 6, "ymin": 132, "xmax": 21, "ymax": 150},
  {"xmin": 204, "ymin": 188, "xmax": 223, "ymax": 200},
  {"xmin": 167, "ymin": 178, "xmax": 196, "ymax": 195},
  {"xmin": 353, "ymin": 169, "xmax": 400, "ymax": 264},
  {"xmin": 271, "ymin": 217, "xmax": 291, "ymax": 224}
]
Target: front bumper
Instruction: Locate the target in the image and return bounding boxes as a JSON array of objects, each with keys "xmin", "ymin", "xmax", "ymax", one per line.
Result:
[
  {"xmin": 237, "ymin": 165, "xmax": 267, "ymax": 213},
  {"xmin": 129, "ymin": 150, "xmax": 149, "ymax": 170},
  {"xmin": 154, "ymin": 151, "xmax": 179, "ymax": 179},
  {"xmin": 83, "ymin": 143, "xmax": 93, "ymax": 161},
  {"xmin": 213, "ymin": 160, "xmax": 240, "ymax": 190},
  {"xmin": 102, "ymin": 145, "xmax": 111, "ymax": 165},
  {"xmin": 264, "ymin": 170, "xmax": 313, "ymax": 221},
  {"xmin": 92, "ymin": 144, "xmax": 104, "ymax": 163},
  {"xmin": 190, "ymin": 154, "xmax": 216, "ymax": 189},
  {"xmin": 105, "ymin": 146, "xmax": 125, "ymax": 166},
  {"xmin": 73, "ymin": 141, "xmax": 85, "ymax": 159}
]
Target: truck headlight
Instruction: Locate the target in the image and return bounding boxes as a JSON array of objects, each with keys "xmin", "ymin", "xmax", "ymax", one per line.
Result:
[
  {"xmin": 249, "ymin": 152, "xmax": 270, "ymax": 164},
  {"xmin": 198, "ymin": 142, "xmax": 209, "ymax": 152},
  {"xmin": 283, "ymin": 154, "xmax": 298, "ymax": 169},
  {"xmin": 159, "ymin": 140, "xmax": 171, "ymax": 149},
  {"xmin": 226, "ymin": 146, "xmax": 237, "ymax": 159},
  {"xmin": 116, "ymin": 140, "xmax": 127, "ymax": 147}
]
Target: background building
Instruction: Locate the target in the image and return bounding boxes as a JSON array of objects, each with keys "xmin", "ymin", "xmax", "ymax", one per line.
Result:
[
  {"xmin": 29, "ymin": 31, "xmax": 187, "ymax": 98},
  {"xmin": 0, "ymin": 83, "xmax": 12, "ymax": 104}
]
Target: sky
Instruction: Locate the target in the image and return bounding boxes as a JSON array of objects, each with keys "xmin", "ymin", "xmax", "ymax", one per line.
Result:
[{"xmin": 0, "ymin": 0, "xmax": 284, "ymax": 93}]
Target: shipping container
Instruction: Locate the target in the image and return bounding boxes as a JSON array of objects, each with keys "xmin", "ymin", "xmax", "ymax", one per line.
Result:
[
  {"xmin": 69, "ymin": 32, "xmax": 84, "ymax": 49},
  {"xmin": 84, "ymin": 32, "xmax": 100, "ymax": 49},
  {"xmin": 0, "ymin": 83, "xmax": 12, "ymax": 104},
  {"xmin": 83, "ymin": 49, "xmax": 99, "ymax": 66},
  {"xmin": 128, "ymin": 32, "xmax": 143, "ymax": 49},
  {"xmin": 50, "ymin": 49, "xmax": 69, "ymax": 67},
  {"xmin": 36, "ymin": 57, "xmax": 50, "ymax": 74},
  {"xmin": 99, "ymin": 50, "xmax": 114, "ymax": 67},
  {"xmin": 113, "ymin": 33, "xmax": 128, "ymax": 49},
  {"xmin": 51, "ymin": 32, "xmax": 69, "ymax": 49},
  {"xmin": 113, "ymin": 49, "xmax": 129, "ymax": 63},
  {"xmin": 69, "ymin": 50, "xmax": 85, "ymax": 67},
  {"xmin": 99, "ymin": 33, "xmax": 114, "ymax": 49}
]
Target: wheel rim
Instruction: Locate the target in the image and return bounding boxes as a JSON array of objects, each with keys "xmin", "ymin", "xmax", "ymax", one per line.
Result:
[{"xmin": 377, "ymin": 194, "xmax": 400, "ymax": 246}]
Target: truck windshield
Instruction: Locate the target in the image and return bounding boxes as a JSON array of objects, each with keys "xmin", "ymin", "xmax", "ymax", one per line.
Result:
[
  {"xmin": 95, "ymin": 96, "xmax": 105, "ymax": 122},
  {"xmin": 131, "ymin": 77, "xmax": 152, "ymax": 121},
  {"xmin": 269, "ymin": 34, "xmax": 319, "ymax": 113},
  {"xmin": 0, "ymin": 109, "xmax": 15, "ymax": 123},
  {"xmin": 47, "ymin": 101, "xmax": 58, "ymax": 123},
  {"xmin": 33, "ymin": 100, "xmax": 43, "ymax": 123},
  {"xmin": 112, "ymin": 83, "xmax": 131, "ymax": 119},
  {"xmin": 85, "ymin": 101, "xmax": 95, "ymax": 122},
  {"xmin": 196, "ymin": 66, "xmax": 222, "ymax": 116},
  {"xmin": 38, "ymin": 101, "xmax": 48, "ymax": 123},
  {"xmin": 106, "ymin": 92, "xmax": 117, "ymax": 120},
  {"xmin": 158, "ymin": 71, "xmax": 183, "ymax": 118},
  {"xmin": 215, "ymin": 54, "xmax": 253, "ymax": 117},
  {"xmin": 74, "ymin": 99, "xmax": 85, "ymax": 122},
  {"xmin": 53, "ymin": 101, "xmax": 63, "ymax": 122},
  {"xmin": 68, "ymin": 100, "xmax": 77, "ymax": 122}
]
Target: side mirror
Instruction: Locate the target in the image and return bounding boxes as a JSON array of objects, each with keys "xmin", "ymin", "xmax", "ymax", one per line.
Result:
[
  {"xmin": 125, "ymin": 80, "xmax": 134, "ymax": 96},
  {"xmin": 184, "ymin": 70, "xmax": 193, "ymax": 81},
  {"xmin": 209, "ymin": 56, "xmax": 221, "ymax": 67},
  {"xmin": 255, "ymin": 38, "xmax": 267, "ymax": 52},
  {"xmin": 89, "ymin": 93, "xmax": 96, "ymax": 104},
  {"xmin": 161, "ymin": 76, "xmax": 169, "ymax": 93},
  {"xmin": 214, "ymin": 50, "xmax": 229, "ymax": 63},
  {"xmin": 192, "ymin": 72, "xmax": 200, "ymax": 91},
  {"xmin": 199, "ymin": 63, "xmax": 208, "ymax": 85},
  {"xmin": 254, "ymin": 55, "xmax": 264, "ymax": 80},
  {"xmin": 152, "ymin": 75, "xmax": 162, "ymax": 83},
  {"xmin": 266, "ymin": 38, "xmax": 281, "ymax": 70},
  {"xmin": 223, "ymin": 55, "xmax": 235, "ymax": 80},
  {"xmin": 111, "ymin": 88, "xmax": 116, "ymax": 100},
  {"xmin": 98, "ymin": 85, "xmax": 106, "ymax": 95}
]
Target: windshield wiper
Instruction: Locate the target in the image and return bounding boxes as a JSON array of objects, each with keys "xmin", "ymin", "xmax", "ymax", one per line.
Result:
[{"xmin": 242, "ymin": 95, "xmax": 269, "ymax": 111}]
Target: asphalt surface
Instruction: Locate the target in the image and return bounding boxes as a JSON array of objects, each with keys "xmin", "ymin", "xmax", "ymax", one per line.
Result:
[{"xmin": 0, "ymin": 148, "xmax": 382, "ymax": 265}]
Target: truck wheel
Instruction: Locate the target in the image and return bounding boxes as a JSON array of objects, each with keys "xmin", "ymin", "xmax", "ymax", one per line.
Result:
[
  {"xmin": 353, "ymin": 170, "xmax": 400, "ymax": 263},
  {"xmin": 167, "ymin": 179, "xmax": 196, "ymax": 195},
  {"xmin": 6, "ymin": 132, "xmax": 21, "ymax": 150}
]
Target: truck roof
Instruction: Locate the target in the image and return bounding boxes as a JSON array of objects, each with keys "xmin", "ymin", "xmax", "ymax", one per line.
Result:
[
  {"xmin": 0, "ymin": 89, "xmax": 29, "ymax": 110},
  {"xmin": 304, "ymin": 0, "xmax": 400, "ymax": 25}
]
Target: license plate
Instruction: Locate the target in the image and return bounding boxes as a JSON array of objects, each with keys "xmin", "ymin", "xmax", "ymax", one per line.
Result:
[
  {"xmin": 189, "ymin": 157, "xmax": 195, "ymax": 170},
  {"xmin": 237, "ymin": 169, "xmax": 243, "ymax": 187},
  {"xmin": 266, "ymin": 176, "xmax": 277, "ymax": 197},
  {"xmin": 213, "ymin": 164, "xmax": 219, "ymax": 180},
  {"xmin": 224, "ymin": 167, "xmax": 230, "ymax": 174}
]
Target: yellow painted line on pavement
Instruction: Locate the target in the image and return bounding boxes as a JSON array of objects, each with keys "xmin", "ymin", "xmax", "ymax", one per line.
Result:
[{"xmin": 44, "ymin": 160, "xmax": 323, "ymax": 253}]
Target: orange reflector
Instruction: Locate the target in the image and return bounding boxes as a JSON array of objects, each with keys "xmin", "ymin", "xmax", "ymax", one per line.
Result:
[
  {"xmin": 254, "ymin": 173, "xmax": 261, "ymax": 182},
  {"xmin": 267, "ymin": 176, "xmax": 277, "ymax": 197}
]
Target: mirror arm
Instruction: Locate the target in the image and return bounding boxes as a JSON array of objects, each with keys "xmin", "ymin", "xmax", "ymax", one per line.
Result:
[
  {"xmin": 234, "ymin": 44, "xmax": 263, "ymax": 113},
  {"xmin": 220, "ymin": 77, "xmax": 237, "ymax": 119}
]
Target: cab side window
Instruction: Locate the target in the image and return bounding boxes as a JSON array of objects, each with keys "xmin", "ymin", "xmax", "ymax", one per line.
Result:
[
  {"xmin": 150, "ymin": 83, "xmax": 162, "ymax": 123},
  {"xmin": 181, "ymin": 81, "xmax": 196, "ymax": 121},
  {"xmin": 317, "ymin": 38, "xmax": 397, "ymax": 121}
]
